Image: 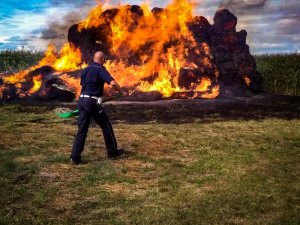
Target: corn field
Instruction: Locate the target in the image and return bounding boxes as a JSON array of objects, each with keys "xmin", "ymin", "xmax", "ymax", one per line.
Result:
[
  {"xmin": 255, "ymin": 53, "xmax": 300, "ymax": 96},
  {"xmin": 0, "ymin": 50, "xmax": 299, "ymax": 96},
  {"xmin": 0, "ymin": 50, "xmax": 43, "ymax": 73}
]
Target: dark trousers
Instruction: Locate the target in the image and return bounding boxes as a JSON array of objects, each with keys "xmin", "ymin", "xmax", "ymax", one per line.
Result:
[{"xmin": 71, "ymin": 98, "xmax": 118, "ymax": 161}]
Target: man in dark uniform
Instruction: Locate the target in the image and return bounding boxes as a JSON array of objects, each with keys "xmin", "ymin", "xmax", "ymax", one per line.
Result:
[{"xmin": 70, "ymin": 51, "xmax": 127, "ymax": 164}]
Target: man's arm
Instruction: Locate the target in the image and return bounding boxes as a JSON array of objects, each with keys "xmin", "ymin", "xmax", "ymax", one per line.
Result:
[
  {"xmin": 110, "ymin": 80, "xmax": 127, "ymax": 96},
  {"xmin": 100, "ymin": 80, "xmax": 126, "ymax": 103},
  {"xmin": 99, "ymin": 69, "xmax": 127, "ymax": 96}
]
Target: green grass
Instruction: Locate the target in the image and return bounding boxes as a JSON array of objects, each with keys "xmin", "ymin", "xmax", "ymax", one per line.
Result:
[
  {"xmin": 0, "ymin": 105, "xmax": 299, "ymax": 224},
  {"xmin": 255, "ymin": 53, "xmax": 300, "ymax": 96}
]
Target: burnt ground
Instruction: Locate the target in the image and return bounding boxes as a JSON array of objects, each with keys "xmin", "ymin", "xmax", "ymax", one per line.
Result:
[
  {"xmin": 3, "ymin": 93, "xmax": 300, "ymax": 123},
  {"xmin": 105, "ymin": 94, "xmax": 300, "ymax": 123}
]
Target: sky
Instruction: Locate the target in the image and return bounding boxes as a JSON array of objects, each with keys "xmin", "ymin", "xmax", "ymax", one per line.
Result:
[{"xmin": 0, "ymin": 0, "xmax": 299, "ymax": 54}]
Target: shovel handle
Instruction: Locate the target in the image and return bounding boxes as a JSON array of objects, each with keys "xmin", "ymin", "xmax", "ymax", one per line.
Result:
[
  {"xmin": 102, "ymin": 93, "xmax": 123, "ymax": 103},
  {"xmin": 56, "ymin": 93, "xmax": 123, "ymax": 119}
]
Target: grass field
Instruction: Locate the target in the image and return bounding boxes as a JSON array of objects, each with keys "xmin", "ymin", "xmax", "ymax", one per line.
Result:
[{"xmin": 0, "ymin": 105, "xmax": 299, "ymax": 225}]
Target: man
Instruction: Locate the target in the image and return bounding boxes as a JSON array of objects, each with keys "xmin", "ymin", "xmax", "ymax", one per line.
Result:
[{"xmin": 70, "ymin": 51, "xmax": 126, "ymax": 164}]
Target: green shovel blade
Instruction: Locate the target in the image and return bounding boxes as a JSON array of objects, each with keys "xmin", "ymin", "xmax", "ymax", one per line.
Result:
[{"xmin": 56, "ymin": 109, "xmax": 79, "ymax": 118}]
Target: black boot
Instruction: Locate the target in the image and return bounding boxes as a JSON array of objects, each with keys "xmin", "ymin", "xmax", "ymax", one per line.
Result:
[
  {"xmin": 70, "ymin": 157, "xmax": 82, "ymax": 165},
  {"xmin": 107, "ymin": 149, "xmax": 125, "ymax": 159}
]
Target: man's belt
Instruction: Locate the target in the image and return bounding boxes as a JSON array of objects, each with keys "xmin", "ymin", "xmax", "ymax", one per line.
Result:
[
  {"xmin": 80, "ymin": 94, "xmax": 99, "ymax": 100},
  {"xmin": 80, "ymin": 94, "xmax": 102, "ymax": 104}
]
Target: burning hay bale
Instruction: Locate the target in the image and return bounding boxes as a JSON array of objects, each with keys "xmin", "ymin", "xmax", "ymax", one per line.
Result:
[{"xmin": 0, "ymin": 0, "xmax": 262, "ymax": 102}]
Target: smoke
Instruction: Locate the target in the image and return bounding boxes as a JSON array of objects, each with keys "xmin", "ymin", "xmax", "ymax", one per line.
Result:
[
  {"xmin": 39, "ymin": 4, "xmax": 94, "ymax": 48},
  {"xmin": 40, "ymin": 11, "xmax": 80, "ymax": 45},
  {"xmin": 37, "ymin": 0, "xmax": 130, "ymax": 47},
  {"xmin": 36, "ymin": 0, "xmax": 163, "ymax": 47}
]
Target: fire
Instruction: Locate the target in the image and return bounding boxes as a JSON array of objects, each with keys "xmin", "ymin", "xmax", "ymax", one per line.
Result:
[
  {"xmin": 137, "ymin": 68, "xmax": 182, "ymax": 97},
  {"xmin": 77, "ymin": 5, "xmax": 105, "ymax": 31},
  {"xmin": 1, "ymin": 43, "xmax": 86, "ymax": 97},
  {"xmin": 101, "ymin": 0, "xmax": 219, "ymax": 97},
  {"xmin": 195, "ymin": 77, "xmax": 212, "ymax": 92},
  {"xmin": 59, "ymin": 73, "xmax": 81, "ymax": 98},
  {"xmin": 100, "ymin": 0, "xmax": 219, "ymax": 97},
  {"xmin": 28, "ymin": 75, "xmax": 42, "ymax": 95},
  {"xmin": 0, "ymin": 0, "xmax": 220, "ymax": 100},
  {"xmin": 37, "ymin": 44, "xmax": 57, "ymax": 66},
  {"xmin": 53, "ymin": 43, "xmax": 87, "ymax": 72},
  {"xmin": 199, "ymin": 85, "xmax": 220, "ymax": 99},
  {"xmin": 0, "ymin": 85, "xmax": 4, "ymax": 98},
  {"xmin": 244, "ymin": 76, "xmax": 251, "ymax": 87}
]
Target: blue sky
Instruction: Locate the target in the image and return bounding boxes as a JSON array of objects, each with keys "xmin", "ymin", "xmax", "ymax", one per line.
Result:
[{"xmin": 0, "ymin": 0, "xmax": 299, "ymax": 54}]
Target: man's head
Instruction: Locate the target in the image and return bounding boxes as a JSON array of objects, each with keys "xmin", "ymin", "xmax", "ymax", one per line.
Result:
[{"xmin": 93, "ymin": 51, "xmax": 106, "ymax": 65}]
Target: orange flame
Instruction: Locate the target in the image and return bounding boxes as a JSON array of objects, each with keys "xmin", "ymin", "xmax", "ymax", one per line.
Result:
[
  {"xmin": 53, "ymin": 43, "xmax": 87, "ymax": 72},
  {"xmin": 243, "ymin": 76, "xmax": 251, "ymax": 87},
  {"xmin": 28, "ymin": 75, "xmax": 42, "ymax": 95},
  {"xmin": 0, "ymin": 85, "xmax": 4, "ymax": 98},
  {"xmin": 59, "ymin": 73, "xmax": 81, "ymax": 98},
  {"xmin": 1, "ymin": 43, "xmax": 86, "ymax": 97},
  {"xmin": 101, "ymin": 0, "xmax": 219, "ymax": 98},
  {"xmin": 77, "ymin": 5, "xmax": 105, "ymax": 31},
  {"xmin": 199, "ymin": 85, "xmax": 220, "ymax": 99}
]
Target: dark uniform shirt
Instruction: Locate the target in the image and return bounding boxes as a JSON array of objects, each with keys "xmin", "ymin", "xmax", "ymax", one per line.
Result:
[{"xmin": 80, "ymin": 62, "xmax": 114, "ymax": 97}]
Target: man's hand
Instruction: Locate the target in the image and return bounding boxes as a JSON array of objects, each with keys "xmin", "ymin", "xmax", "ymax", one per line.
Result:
[
  {"xmin": 120, "ymin": 89, "xmax": 127, "ymax": 96},
  {"xmin": 110, "ymin": 80, "xmax": 127, "ymax": 96}
]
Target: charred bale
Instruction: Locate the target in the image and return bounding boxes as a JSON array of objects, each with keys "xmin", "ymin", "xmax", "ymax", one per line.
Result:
[
  {"xmin": 124, "ymin": 91, "xmax": 163, "ymax": 101},
  {"xmin": 213, "ymin": 9, "xmax": 237, "ymax": 33},
  {"xmin": 151, "ymin": 7, "xmax": 164, "ymax": 15},
  {"xmin": 68, "ymin": 24, "xmax": 111, "ymax": 63},
  {"xmin": 44, "ymin": 77, "xmax": 76, "ymax": 102},
  {"xmin": 68, "ymin": 5, "xmax": 144, "ymax": 63},
  {"xmin": 178, "ymin": 68, "xmax": 201, "ymax": 90},
  {"xmin": 188, "ymin": 16, "xmax": 212, "ymax": 44},
  {"xmin": 209, "ymin": 9, "xmax": 262, "ymax": 95}
]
